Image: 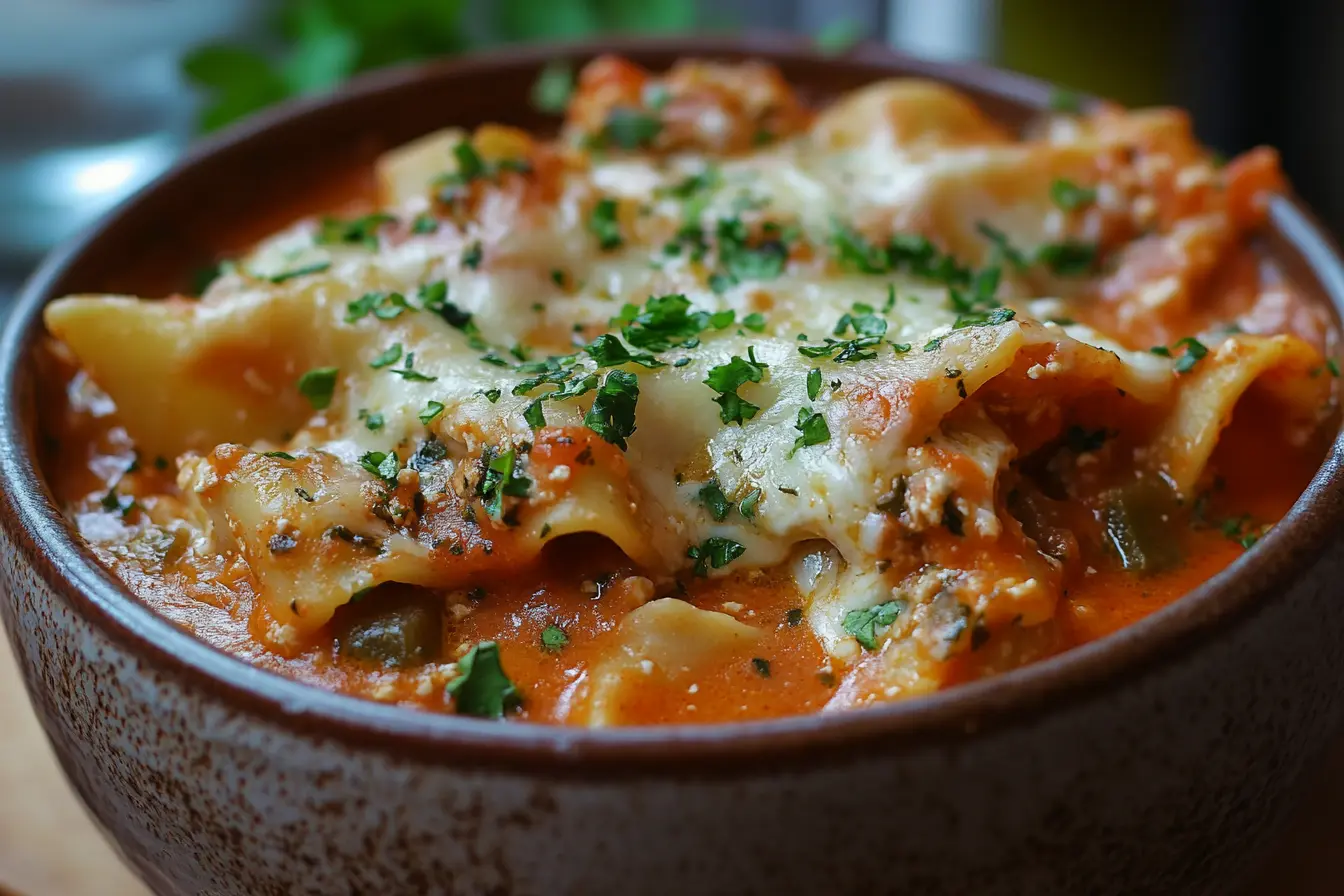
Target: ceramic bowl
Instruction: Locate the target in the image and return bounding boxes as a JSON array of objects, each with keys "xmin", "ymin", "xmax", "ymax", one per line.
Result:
[{"xmin": 3, "ymin": 35, "xmax": 1343, "ymax": 896}]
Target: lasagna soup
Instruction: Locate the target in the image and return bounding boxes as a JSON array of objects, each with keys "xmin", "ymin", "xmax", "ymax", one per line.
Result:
[{"xmin": 40, "ymin": 57, "xmax": 1338, "ymax": 724}]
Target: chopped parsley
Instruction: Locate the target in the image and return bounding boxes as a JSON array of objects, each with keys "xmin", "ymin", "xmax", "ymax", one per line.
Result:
[
  {"xmin": 388, "ymin": 351, "xmax": 437, "ymax": 382},
  {"xmin": 714, "ymin": 216, "xmax": 791, "ymax": 287},
  {"xmin": 751, "ymin": 657, "xmax": 772, "ymax": 678},
  {"xmin": 316, "ymin": 212, "xmax": 396, "ymax": 249},
  {"xmin": 739, "ymin": 487, "xmax": 763, "ymax": 520},
  {"xmin": 419, "ymin": 401, "xmax": 445, "ymax": 425},
  {"xmin": 584, "ymin": 334, "xmax": 664, "ymax": 369},
  {"xmin": 345, "ymin": 290, "xmax": 411, "ymax": 323},
  {"xmin": 797, "ymin": 335, "xmax": 883, "ymax": 363},
  {"xmin": 704, "ymin": 350, "xmax": 769, "ymax": 425},
  {"xmin": 1219, "ymin": 514, "xmax": 1269, "ymax": 549},
  {"xmin": 523, "ymin": 400, "xmax": 546, "ymax": 429},
  {"xmin": 615, "ymin": 293, "xmax": 731, "ymax": 351},
  {"xmin": 410, "ymin": 213, "xmax": 439, "ymax": 234},
  {"xmin": 461, "ymin": 240, "xmax": 484, "ymax": 269},
  {"xmin": 742, "ymin": 312, "xmax": 767, "ymax": 333},
  {"xmin": 1172, "ymin": 337, "xmax": 1209, "ymax": 373},
  {"xmin": 358, "ymin": 408, "xmax": 385, "ymax": 431},
  {"xmin": 370, "ymin": 343, "xmax": 402, "ymax": 369},
  {"xmin": 584, "ymin": 369, "xmax": 640, "ymax": 450},
  {"xmin": 597, "ymin": 107, "xmax": 663, "ymax": 150},
  {"xmin": 806, "ymin": 367, "xmax": 822, "ymax": 401},
  {"xmin": 1050, "ymin": 178, "xmax": 1097, "ymax": 212},
  {"xmin": 267, "ymin": 261, "xmax": 331, "ymax": 283},
  {"xmin": 785, "ymin": 608, "xmax": 803, "ymax": 626},
  {"xmin": 790, "ymin": 407, "xmax": 830, "ymax": 456},
  {"xmin": 540, "ymin": 623, "xmax": 570, "ymax": 651},
  {"xmin": 1036, "ymin": 239, "xmax": 1097, "ymax": 276},
  {"xmin": 843, "ymin": 600, "xmax": 905, "ymax": 650},
  {"xmin": 687, "ymin": 536, "xmax": 747, "ymax": 576},
  {"xmin": 262, "ymin": 450, "xmax": 296, "ymax": 460},
  {"xmin": 434, "ymin": 141, "xmax": 530, "ymax": 204},
  {"xmin": 297, "ymin": 367, "xmax": 338, "ymax": 410},
  {"xmin": 698, "ymin": 480, "xmax": 732, "ymax": 521},
  {"xmin": 830, "ymin": 222, "xmax": 970, "ymax": 285},
  {"xmin": 587, "ymin": 197, "xmax": 623, "ymax": 251},
  {"xmin": 1330, "ymin": 358, "xmax": 1342, "ymax": 377},
  {"xmin": 478, "ymin": 448, "xmax": 531, "ymax": 519},
  {"xmin": 359, "ymin": 450, "xmax": 400, "ymax": 486},
  {"xmin": 446, "ymin": 641, "xmax": 521, "ymax": 719}
]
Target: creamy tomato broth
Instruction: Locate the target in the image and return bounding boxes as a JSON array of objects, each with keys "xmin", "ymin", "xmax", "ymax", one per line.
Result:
[{"xmin": 40, "ymin": 57, "xmax": 1337, "ymax": 724}]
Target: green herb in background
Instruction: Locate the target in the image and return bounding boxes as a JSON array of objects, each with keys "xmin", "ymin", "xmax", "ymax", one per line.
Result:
[{"xmin": 183, "ymin": 0, "xmax": 701, "ymax": 132}]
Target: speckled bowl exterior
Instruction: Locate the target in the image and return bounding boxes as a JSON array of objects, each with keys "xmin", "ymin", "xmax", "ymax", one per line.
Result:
[{"xmin": 3, "ymin": 36, "xmax": 1343, "ymax": 896}]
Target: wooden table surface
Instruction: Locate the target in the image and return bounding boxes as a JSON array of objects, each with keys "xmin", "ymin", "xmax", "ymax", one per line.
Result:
[{"xmin": 0, "ymin": 623, "xmax": 1336, "ymax": 895}]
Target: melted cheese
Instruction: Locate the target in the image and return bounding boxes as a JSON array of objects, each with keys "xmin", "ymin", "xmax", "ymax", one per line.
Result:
[{"xmin": 43, "ymin": 61, "xmax": 1332, "ymax": 719}]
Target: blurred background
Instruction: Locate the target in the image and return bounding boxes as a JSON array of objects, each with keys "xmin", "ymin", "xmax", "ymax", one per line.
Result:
[{"xmin": 3, "ymin": 1, "xmax": 1344, "ymax": 894}]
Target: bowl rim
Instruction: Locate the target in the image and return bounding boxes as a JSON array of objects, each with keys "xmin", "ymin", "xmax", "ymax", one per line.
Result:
[{"xmin": 4, "ymin": 32, "xmax": 1343, "ymax": 775}]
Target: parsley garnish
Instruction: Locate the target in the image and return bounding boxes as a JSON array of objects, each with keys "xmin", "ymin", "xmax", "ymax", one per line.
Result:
[
  {"xmin": 267, "ymin": 261, "xmax": 331, "ymax": 283},
  {"xmin": 751, "ymin": 657, "xmax": 772, "ymax": 678},
  {"xmin": 419, "ymin": 401, "xmax": 445, "ymax": 425},
  {"xmin": 714, "ymin": 216, "xmax": 790, "ymax": 286},
  {"xmin": 739, "ymin": 487, "xmax": 763, "ymax": 519},
  {"xmin": 584, "ymin": 370, "xmax": 639, "ymax": 449},
  {"xmin": 584, "ymin": 334, "xmax": 664, "ymax": 369},
  {"xmin": 698, "ymin": 480, "xmax": 732, "ymax": 521},
  {"xmin": 410, "ymin": 213, "xmax": 438, "ymax": 234},
  {"xmin": 797, "ymin": 335, "xmax": 882, "ymax": 363},
  {"xmin": 359, "ymin": 450, "xmax": 400, "ymax": 486},
  {"xmin": 540, "ymin": 623, "xmax": 570, "ymax": 651},
  {"xmin": 806, "ymin": 367, "xmax": 822, "ymax": 401},
  {"xmin": 704, "ymin": 350, "xmax": 769, "ymax": 425},
  {"xmin": 616, "ymin": 293, "xmax": 729, "ymax": 351},
  {"xmin": 843, "ymin": 600, "xmax": 905, "ymax": 650},
  {"xmin": 388, "ymin": 351, "xmax": 437, "ymax": 382},
  {"xmin": 434, "ymin": 141, "xmax": 530, "ymax": 204},
  {"xmin": 478, "ymin": 448, "xmax": 531, "ymax": 519},
  {"xmin": 1050, "ymin": 178, "xmax": 1097, "ymax": 211},
  {"xmin": 316, "ymin": 212, "xmax": 395, "ymax": 249},
  {"xmin": 687, "ymin": 536, "xmax": 747, "ymax": 576},
  {"xmin": 742, "ymin": 312, "xmax": 767, "ymax": 333},
  {"xmin": 1036, "ymin": 240, "xmax": 1097, "ymax": 276},
  {"xmin": 262, "ymin": 451, "xmax": 296, "ymax": 460},
  {"xmin": 1172, "ymin": 337, "xmax": 1209, "ymax": 373},
  {"xmin": 297, "ymin": 367, "xmax": 338, "ymax": 409},
  {"xmin": 345, "ymin": 290, "xmax": 411, "ymax": 323},
  {"xmin": 446, "ymin": 641, "xmax": 520, "ymax": 719},
  {"xmin": 358, "ymin": 408, "xmax": 384, "ymax": 431},
  {"xmin": 830, "ymin": 221, "xmax": 970, "ymax": 285},
  {"xmin": 523, "ymin": 400, "xmax": 546, "ymax": 429},
  {"xmin": 786, "ymin": 608, "xmax": 803, "ymax": 626},
  {"xmin": 461, "ymin": 240, "xmax": 483, "ymax": 269},
  {"xmin": 790, "ymin": 407, "xmax": 830, "ymax": 456},
  {"xmin": 370, "ymin": 344, "xmax": 402, "ymax": 369},
  {"xmin": 587, "ymin": 197, "xmax": 623, "ymax": 251},
  {"xmin": 598, "ymin": 107, "xmax": 662, "ymax": 150}
]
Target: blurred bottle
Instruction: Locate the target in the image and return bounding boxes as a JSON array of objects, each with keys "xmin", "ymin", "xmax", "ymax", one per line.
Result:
[{"xmin": 0, "ymin": 0, "xmax": 268, "ymax": 266}]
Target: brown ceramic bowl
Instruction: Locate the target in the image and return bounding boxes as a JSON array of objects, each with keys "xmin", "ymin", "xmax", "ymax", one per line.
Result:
[{"xmin": 3, "ymin": 34, "xmax": 1344, "ymax": 896}]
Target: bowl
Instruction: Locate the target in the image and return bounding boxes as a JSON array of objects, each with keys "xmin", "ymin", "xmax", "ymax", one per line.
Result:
[{"xmin": 3, "ymin": 34, "xmax": 1344, "ymax": 896}]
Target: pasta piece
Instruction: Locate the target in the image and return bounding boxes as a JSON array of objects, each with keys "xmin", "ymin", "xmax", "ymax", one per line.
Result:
[{"xmin": 574, "ymin": 598, "xmax": 760, "ymax": 725}]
